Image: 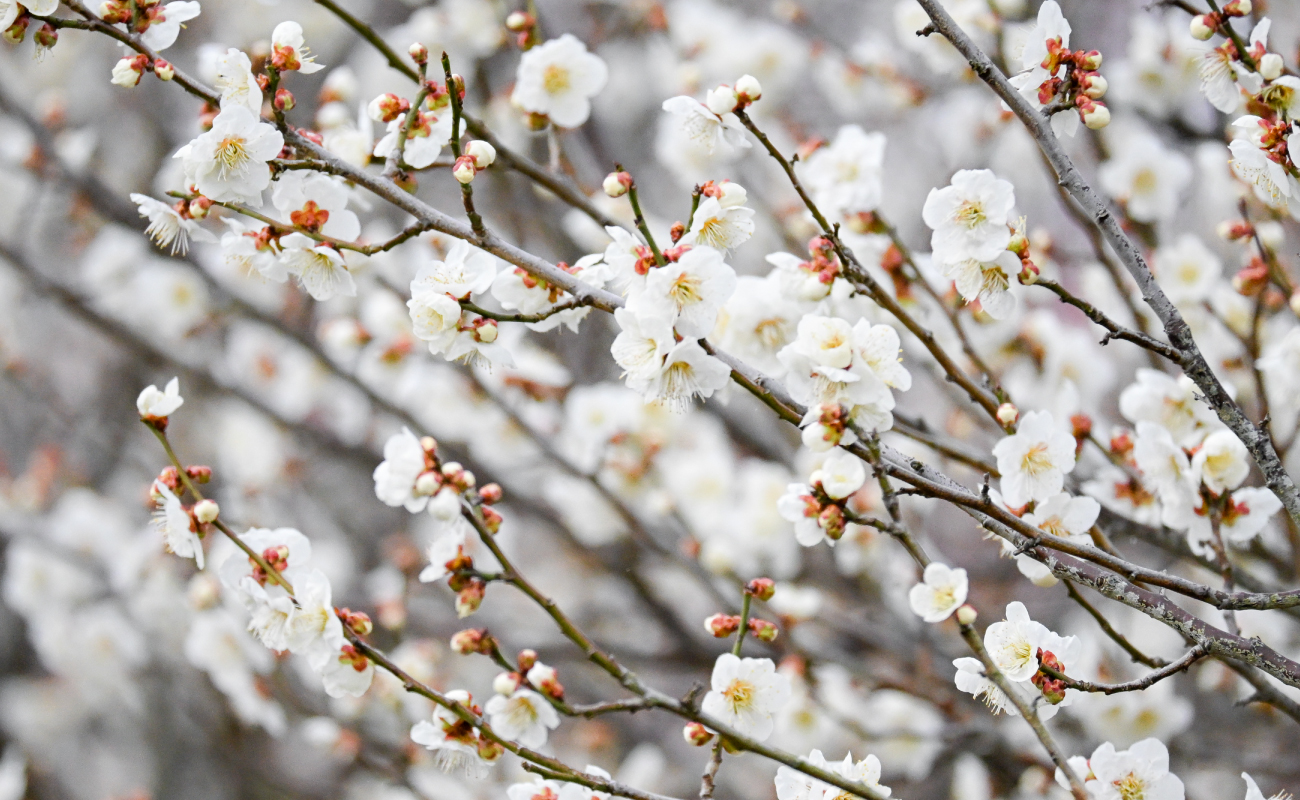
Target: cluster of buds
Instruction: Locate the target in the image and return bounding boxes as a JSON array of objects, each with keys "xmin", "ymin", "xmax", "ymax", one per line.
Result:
[
  {"xmin": 788, "ymin": 481, "xmax": 854, "ymax": 541},
  {"xmin": 336, "ymin": 607, "xmax": 373, "ymax": 636},
  {"xmin": 1006, "ymin": 222, "xmax": 1040, "ymax": 285},
  {"xmin": 1035, "ymin": 37, "xmax": 1109, "ymax": 130},
  {"xmin": 1190, "ymin": 0, "xmax": 1252, "ymax": 41},
  {"xmin": 449, "ymin": 627, "xmax": 497, "ymax": 655},
  {"xmin": 506, "ymin": 10, "xmax": 539, "ymax": 50},
  {"xmin": 800, "ymin": 403, "xmax": 857, "ymax": 452},
  {"xmin": 453, "ymin": 140, "xmax": 498, "ymax": 184},
  {"xmin": 703, "ymin": 613, "xmax": 780, "ymax": 642},
  {"xmin": 6, "ymin": 14, "xmax": 58, "ymax": 56},
  {"xmin": 703, "ymin": 75, "xmax": 762, "ymax": 116},
  {"xmin": 250, "ymin": 543, "xmax": 290, "ymax": 586},
  {"xmin": 1029, "ymin": 648, "xmax": 1068, "ymax": 704},
  {"xmin": 336, "ymin": 644, "xmax": 369, "ymax": 673}
]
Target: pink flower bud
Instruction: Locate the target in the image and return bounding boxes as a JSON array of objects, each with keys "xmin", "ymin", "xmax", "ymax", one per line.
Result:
[
  {"xmin": 704, "ymin": 613, "xmax": 741, "ymax": 638},
  {"xmin": 1223, "ymin": 0, "xmax": 1251, "ymax": 17},
  {"xmin": 453, "ymin": 154, "xmax": 478, "ymax": 184},
  {"xmin": 683, "ymin": 722, "xmax": 714, "ymax": 746},
  {"xmin": 450, "ymin": 628, "xmax": 491, "ymax": 654},
  {"xmin": 274, "ymin": 87, "xmax": 295, "ymax": 111},
  {"xmin": 480, "ymin": 506, "xmax": 503, "ymax": 534},
  {"xmin": 505, "ymin": 11, "xmax": 534, "ymax": 31},
  {"xmin": 409, "ymin": 42, "xmax": 429, "ymax": 64},
  {"xmin": 367, "ymin": 93, "xmax": 411, "ymax": 123},
  {"xmin": 185, "ymin": 465, "xmax": 212, "ymax": 483},
  {"xmin": 337, "ymin": 607, "xmax": 373, "ymax": 636},
  {"xmin": 517, "ymin": 649, "xmax": 538, "ymax": 672},
  {"xmin": 455, "ymin": 578, "xmax": 486, "ymax": 618},
  {"xmin": 745, "ymin": 578, "xmax": 776, "ymax": 601},
  {"xmin": 603, "ymin": 171, "xmax": 632, "ymax": 198},
  {"xmin": 1018, "ymin": 259, "xmax": 1040, "ymax": 285},
  {"xmin": 747, "ymin": 618, "xmax": 779, "ymax": 643},
  {"xmin": 479, "ymin": 483, "xmax": 503, "ymax": 504},
  {"xmin": 1077, "ymin": 50, "xmax": 1103, "ymax": 70},
  {"xmin": 817, "ymin": 504, "xmax": 846, "ymax": 540}
]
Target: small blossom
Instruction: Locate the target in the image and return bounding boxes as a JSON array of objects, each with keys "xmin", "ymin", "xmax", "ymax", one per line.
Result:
[
  {"xmin": 137, "ymin": 377, "xmax": 184, "ymax": 419},
  {"xmin": 270, "ymin": 21, "xmax": 324, "ymax": 73},
  {"xmin": 922, "ymin": 169, "xmax": 1016, "ymax": 263},
  {"xmin": 130, "ymin": 194, "xmax": 215, "ymax": 255},
  {"xmin": 908, "ymin": 563, "xmax": 968, "ymax": 622},
  {"xmin": 700, "ymin": 653, "xmax": 792, "ymax": 741},
  {"xmin": 510, "ymin": 34, "xmax": 608, "ymax": 128},
  {"xmin": 484, "ymin": 688, "xmax": 560, "ymax": 748},
  {"xmin": 992, "ymin": 410, "xmax": 1077, "ymax": 508}
]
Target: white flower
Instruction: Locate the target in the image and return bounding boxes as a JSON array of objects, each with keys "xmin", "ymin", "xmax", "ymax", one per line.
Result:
[
  {"xmin": 318, "ymin": 645, "xmax": 374, "ymax": 698},
  {"xmin": 1187, "ymin": 486, "xmax": 1282, "ymax": 553},
  {"xmin": 214, "ymin": 48, "xmax": 262, "ymax": 113},
  {"xmin": 775, "ymin": 750, "xmax": 831, "ymax": 800},
  {"xmin": 484, "ymin": 688, "xmax": 560, "ymax": 748},
  {"xmin": 1, "ymin": 0, "xmax": 56, "ymax": 31},
  {"xmin": 952, "ymin": 657, "xmax": 1017, "ymax": 715},
  {"xmin": 1082, "ymin": 739, "xmax": 1184, "ymax": 800},
  {"xmin": 511, "ymin": 34, "xmax": 608, "ymax": 127},
  {"xmin": 139, "ymin": 0, "xmax": 201, "ymax": 51},
  {"xmin": 1243, "ymin": 772, "xmax": 1288, "ymax": 800},
  {"xmin": 777, "ymin": 483, "xmax": 828, "ymax": 547},
  {"xmin": 412, "ymin": 240, "xmax": 498, "ymax": 301},
  {"xmin": 820, "ymin": 752, "xmax": 892, "ymax": 800},
  {"xmin": 130, "ymin": 194, "xmax": 215, "ymax": 255},
  {"xmin": 991, "ymin": 410, "xmax": 1077, "ymax": 508},
  {"xmin": 137, "ymin": 376, "xmax": 184, "ymax": 418},
  {"xmin": 271, "ymin": 171, "xmax": 361, "ymax": 242},
  {"xmin": 1153, "ymin": 234, "xmax": 1222, "ymax": 305},
  {"xmin": 373, "ymin": 428, "xmax": 432, "ymax": 512},
  {"xmin": 661, "ymin": 95, "xmax": 751, "ymax": 158},
  {"xmin": 714, "ymin": 276, "xmax": 802, "ymax": 374},
  {"xmin": 778, "ymin": 317, "xmax": 903, "ymax": 433},
  {"xmin": 633, "ymin": 339, "xmax": 732, "ymax": 412},
  {"xmin": 1120, "ymin": 369, "xmax": 1218, "ymax": 447},
  {"xmin": 628, "ymin": 246, "xmax": 737, "ymax": 338},
  {"xmin": 908, "ymin": 563, "xmax": 968, "ymax": 622},
  {"xmin": 411, "ymin": 690, "xmax": 496, "ymax": 778},
  {"xmin": 1229, "ymin": 136, "xmax": 1299, "ymax": 212},
  {"xmin": 418, "ymin": 529, "xmax": 469, "ymax": 583},
  {"xmin": 700, "ymin": 653, "xmax": 792, "ymax": 741},
  {"xmin": 811, "ymin": 450, "xmax": 866, "ymax": 500},
  {"xmin": 1191, "ymin": 429, "xmax": 1250, "ymax": 495},
  {"xmin": 177, "ymin": 105, "xmax": 284, "ymax": 205},
  {"xmin": 802, "ymin": 126, "xmax": 887, "ymax": 217},
  {"xmin": 152, "ymin": 484, "xmax": 204, "ymax": 568},
  {"xmin": 944, "ymin": 251, "xmax": 1021, "ymax": 319},
  {"xmin": 766, "ymin": 251, "xmax": 833, "ymax": 303},
  {"xmin": 283, "ymin": 568, "xmax": 342, "ymax": 657},
  {"xmin": 983, "ymin": 601, "xmax": 1079, "ymax": 683},
  {"xmin": 1024, "ymin": 492, "xmax": 1100, "ymax": 539},
  {"xmin": 922, "ymin": 169, "xmax": 1016, "ymax": 263},
  {"xmin": 408, "ymin": 291, "xmax": 464, "ymax": 354},
  {"xmin": 219, "ymin": 218, "xmax": 284, "ymax": 281},
  {"xmin": 277, "ymin": 234, "xmax": 356, "ymax": 301},
  {"xmin": 374, "ymin": 111, "xmax": 454, "ymax": 169},
  {"xmin": 271, "ymin": 21, "xmax": 324, "ymax": 73},
  {"xmin": 681, "ymin": 187, "xmax": 755, "ymax": 253},
  {"xmin": 611, "ymin": 306, "xmax": 675, "ymax": 382},
  {"xmin": 1131, "ymin": 421, "xmax": 1199, "ymax": 530},
  {"xmin": 1098, "ymin": 130, "xmax": 1192, "ymax": 223}
]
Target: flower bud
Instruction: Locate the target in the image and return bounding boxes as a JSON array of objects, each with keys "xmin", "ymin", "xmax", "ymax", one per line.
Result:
[
  {"xmin": 274, "ymin": 87, "xmax": 295, "ymax": 112},
  {"xmin": 527, "ymin": 662, "xmax": 565, "ymax": 699},
  {"xmin": 1018, "ymin": 259, "xmax": 1040, "ymax": 285},
  {"xmin": 455, "ymin": 578, "xmax": 486, "ymax": 618},
  {"xmin": 735, "ymin": 74, "xmax": 762, "ymax": 104},
  {"xmin": 111, "ymin": 54, "xmax": 147, "ymax": 88},
  {"xmin": 745, "ymin": 577, "xmax": 776, "ymax": 601},
  {"xmin": 194, "ymin": 499, "xmax": 220, "ymax": 524},
  {"xmin": 476, "ymin": 736, "xmax": 504, "ymax": 763},
  {"xmin": 415, "ymin": 470, "xmax": 440, "ymax": 496},
  {"xmin": 747, "ymin": 618, "xmax": 779, "ymax": 642},
  {"xmin": 603, "ymin": 171, "xmax": 632, "ymax": 198},
  {"xmin": 409, "ymin": 42, "xmax": 428, "ymax": 64},
  {"xmin": 473, "ymin": 318, "xmax": 498, "ymax": 343},
  {"xmin": 1190, "ymin": 14, "xmax": 1216, "ymax": 40},
  {"xmin": 1260, "ymin": 52, "xmax": 1284, "ymax": 81},
  {"xmin": 997, "ymin": 403, "xmax": 1019, "ymax": 426},
  {"xmin": 704, "ymin": 613, "xmax": 741, "ymax": 638},
  {"xmin": 1077, "ymin": 50, "xmax": 1102, "ymax": 70},
  {"xmin": 1257, "ymin": 221, "xmax": 1285, "ymax": 249},
  {"xmin": 1081, "ymin": 73, "xmax": 1107, "ymax": 100},
  {"xmin": 955, "ymin": 604, "xmax": 978, "ymax": 626},
  {"xmin": 817, "ymin": 504, "xmax": 846, "ymax": 541},
  {"xmin": 517, "ymin": 649, "xmax": 538, "ymax": 672},
  {"xmin": 152, "ymin": 58, "xmax": 175, "ymax": 81},
  {"xmin": 466, "ymin": 139, "xmax": 496, "ymax": 169},
  {"xmin": 683, "ymin": 722, "xmax": 714, "ymax": 746},
  {"xmin": 479, "ymin": 483, "xmax": 503, "ymax": 504},
  {"xmin": 505, "ymin": 11, "xmax": 534, "ymax": 31},
  {"xmin": 1081, "ymin": 101, "xmax": 1110, "ymax": 130},
  {"xmin": 480, "ymin": 505, "xmax": 503, "ymax": 534},
  {"xmin": 186, "ymin": 465, "xmax": 212, "ymax": 483},
  {"xmin": 705, "ymin": 84, "xmax": 738, "ymax": 115},
  {"xmin": 450, "ymin": 628, "xmax": 491, "ymax": 654},
  {"xmin": 337, "ymin": 607, "xmax": 373, "ymax": 636},
  {"xmin": 493, "ymin": 671, "xmax": 522, "ymax": 696},
  {"xmin": 368, "ymin": 93, "xmax": 411, "ymax": 123},
  {"xmin": 453, "ymin": 154, "xmax": 477, "ymax": 184},
  {"xmin": 1223, "ymin": 0, "xmax": 1251, "ymax": 16},
  {"xmin": 3, "ymin": 15, "xmax": 28, "ymax": 44},
  {"xmin": 1217, "ymin": 219, "xmax": 1254, "ymax": 241}
]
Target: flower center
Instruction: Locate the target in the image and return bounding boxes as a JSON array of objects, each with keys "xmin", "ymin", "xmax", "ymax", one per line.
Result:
[
  {"xmin": 954, "ymin": 200, "xmax": 987, "ymax": 229},
  {"xmin": 1132, "ymin": 168, "xmax": 1158, "ymax": 194},
  {"xmin": 543, "ymin": 63, "xmax": 571, "ymax": 94},
  {"xmin": 1009, "ymin": 637, "xmax": 1035, "ymax": 665},
  {"xmin": 1114, "ymin": 773, "xmax": 1147, "ymax": 800},
  {"xmin": 755, "ymin": 318, "xmax": 788, "ymax": 349},
  {"xmin": 722, "ymin": 678, "xmax": 755, "ymax": 712},
  {"xmin": 215, "ymin": 135, "xmax": 251, "ymax": 178},
  {"xmin": 504, "ymin": 694, "xmax": 540, "ymax": 729},
  {"xmin": 696, "ymin": 216, "xmax": 728, "ymax": 248},
  {"xmin": 668, "ymin": 272, "xmax": 704, "ymax": 308},
  {"xmin": 1020, "ymin": 443, "xmax": 1054, "ymax": 477}
]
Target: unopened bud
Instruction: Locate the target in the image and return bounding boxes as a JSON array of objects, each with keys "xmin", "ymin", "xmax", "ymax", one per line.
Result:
[
  {"xmin": 817, "ymin": 504, "xmax": 846, "ymax": 540},
  {"xmin": 367, "ymin": 92, "xmax": 411, "ymax": 123},
  {"xmin": 1070, "ymin": 413, "xmax": 1093, "ymax": 441},
  {"xmin": 705, "ymin": 84, "xmax": 738, "ymax": 116},
  {"xmin": 477, "ymin": 736, "xmax": 504, "ymax": 763},
  {"xmin": 1223, "ymin": 0, "xmax": 1251, "ymax": 16},
  {"xmin": 479, "ymin": 483, "xmax": 503, "ymax": 504},
  {"xmin": 186, "ymin": 465, "xmax": 212, "ymax": 483},
  {"xmin": 1081, "ymin": 73, "xmax": 1107, "ymax": 100},
  {"xmin": 1077, "ymin": 50, "xmax": 1103, "ymax": 70},
  {"xmin": 1081, "ymin": 101, "xmax": 1110, "ymax": 130},
  {"xmin": 505, "ymin": 11, "xmax": 534, "ymax": 31},
  {"xmin": 683, "ymin": 722, "xmax": 714, "ymax": 746},
  {"xmin": 1217, "ymin": 219, "xmax": 1254, "ymax": 241},
  {"xmin": 111, "ymin": 54, "xmax": 147, "ymax": 88},
  {"xmin": 194, "ymin": 499, "xmax": 220, "ymax": 524},
  {"xmin": 704, "ymin": 613, "xmax": 741, "ymax": 638},
  {"xmin": 338, "ymin": 607, "xmax": 373, "ymax": 636},
  {"xmin": 453, "ymin": 154, "xmax": 477, "ymax": 184},
  {"xmin": 415, "ymin": 470, "xmax": 440, "ymax": 496},
  {"xmin": 1260, "ymin": 52, "xmax": 1284, "ymax": 82},
  {"xmin": 1190, "ymin": 14, "xmax": 1216, "ymax": 40},
  {"xmin": 527, "ymin": 662, "xmax": 565, "ymax": 699},
  {"xmin": 747, "ymin": 618, "xmax": 779, "ymax": 642},
  {"xmin": 1018, "ymin": 259, "xmax": 1040, "ymax": 285},
  {"xmin": 455, "ymin": 578, "xmax": 486, "ymax": 618},
  {"xmin": 955, "ymin": 604, "xmax": 978, "ymax": 626},
  {"xmin": 466, "ymin": 139, "xmax": 496, "ymax": 169},
  {"xmin": 480, "ymin": 505, "xmax": 503, "ymax": 534},
  {"xmin": 735, "ymin": 73, "xmax": 762, "ymax": 104},
  {"xmin": 409, "ymin": 42, "xmax": 428, "ymax": 64},
  {"xmin": 274, "ymin": 87, "xmax": 295, "ymax": 111},
  {"xmin": 517, "ymin": 649, "xmax": 538, "ymax": 672},
  {"xmin": 420, "ymin": 435, "xmax": 438, "ymax": 455},
  {"xmin": 1257, "ymin": 221, "xmax": 1285, "ymax": 249},
  {"xmin": 186, "ymin": 196, "xmax": 211, "ymax": 218},
  {"xmin": 669, "ymin": 221, "xmax": 686, "ymax": 243},
  {"xmin": 450, "ymin": 628, "xmax": 491, "ymax": 654},
  {"xmin": 3, "ymin": 15, "xmax": 28, "ymax": 44},
  {"xmin": 493, "ymin": 671, "xmax": 522, "ymax": 696},
  {"xmin": 153, "ymin": 58, "xmax": 174, "ymax": 81},
  {"xmin": 997, "ymin": 403, "xmax": 1019, "ymax": 426},
  {"xmin": 603, "ymin": 171, "xmax": 632, "ymax": 198},
  {"xmin": 745, "ymin": 577, "xmax": 776, "ymax": 601},
  {"xmin": 473, "ymin": 318, "xmax": 498, "ymax": 343}
]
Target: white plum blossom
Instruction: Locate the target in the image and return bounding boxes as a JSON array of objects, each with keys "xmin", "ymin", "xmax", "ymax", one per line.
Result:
[
  {"xmin": 661, "ymin": 95, "xmax": 750, "ymax": 158},
  {"xmin": 777, "ymin": 483, "xmax": 829, "ymax": 547},
  {"xmin": 1120, "ymin": 369, "xmax": 1219, "ymax": 447},
  {"xmin": 983, "ymin": 601, "xmax": 1079, "ymax": 683},
  {"xmin": 952, "ymin": 657, "xmax": 1017, "ymax": 716},
  {"xmin": 1191, "ymin": 429, "xmax": 1250, "ymax": 495},
  {"xmin": 511, "ymin": 34, "xmax": 608, "ymax": 128},
  {"xmin": 484, "ymin": 688, "xmax": 560, "ymax": 748},
  {"xmin": 908, "ymin": 563, "xmax": 968, "ymax": 622},
  {"xmin": 137, "ymin": 376, "xmax": 184, "ymax": 418},
  {"xmin": 139, "ymin": 0, "xmax": 201, "ymax": 51},
  {"xmin": 1008, "ymin": 1, "xmax": 1079, "ymax": 138},
  {"xmin": 0, "ymin": 0, "xmax": 56, "ymax": 31},
  {"xmin": 628, "ymin": 246, "xmax": 737, "ymax": 338},
  {"xmin": 611, "ymin": 306, "xmax": 675, "ymax": 383},
  {"xmin": 778, "ymin": 316, "xmax": 909, "ymax": 433},
  {"xmin": 271, "ymin": 171, "xmax": 360, "ymax": 242},
  {"xmin": 151, "ymin": 484, "xmax": 203, "ymax": 568},
  {"xmin": 944, "ymin": 251, "xmax": 1021, "ymax": 319},
  {"xmin": 214, "ymin": 48, "xmax": 262, "ymax": 113},
  {"xmin": 1008, "ymin": 492, "xmax": 1101, "ymax": 586},
  {"xmin": 418, "ymin": 529, "xmax": 469, "ymax": 583},
  {"xmin": 412, "ymin": 240, "xmax": 499, "ymax": 300},
  {"xmin": 700, "ymin": 654, "xmax": 792, "ymax": 741},
  {"xmin": 411, "ymin": 690, "xmax": 497, "ymax": 777},
  {"xmin": 633, "ymin": 339, "xmax": 731, "ymax": 412},
  {"xmin": 991, "ymin": 411, "xmax": 1077, "ymax": 508},
  {"xmin": 277, "ymin": 234, "xmax": 356, "ymax": 301},
  {"xmin": 372, "ymin": 428, "xmax": 432, "ymax": 512},
  {"xmin": 802, "ymin": 126, "xmax": 887, "ymax": 217},
  {"xmin": 1064, "ymin": 738, "xmax": 1185, "ymax": 800},
  {"xmin": 374, "ymin": 110, "xmax": 453, "ymax": 169},
  {"xmin": 811, "ymin": 450, "xmax": 866, "ymax": 500},
  {"xmin": 923, "ymin": 169, "xmax": 1016, "ymax": 263},
  {"xmin": 176, "ymin": 105, "xmax": 284, "ymax": 205},
  {"xmin": 130, "ymin": 194, "xmax": 215, "ymax": 255},
  {"xmin": 271, "ymin": 21, "xmax": 324, "ymax": 73},
  {"xmin": 681, "ymin": 183, "xmax": 755, "ymax": 253}
]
